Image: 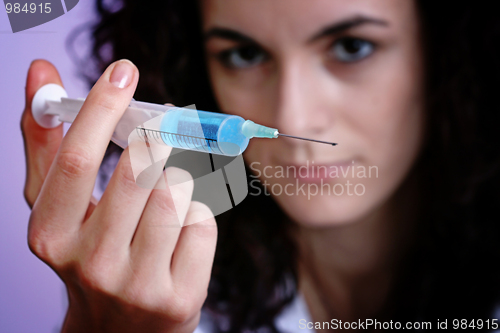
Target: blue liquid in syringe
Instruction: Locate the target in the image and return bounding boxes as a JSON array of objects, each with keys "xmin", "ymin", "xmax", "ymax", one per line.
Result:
[{"xmin": 160, "ymin": 107, "xmax": 250, "ymax": 156}]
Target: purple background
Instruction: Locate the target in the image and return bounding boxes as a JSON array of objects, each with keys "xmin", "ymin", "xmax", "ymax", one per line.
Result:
[{"xmin": 0, "ymin": 2, "xmax": 95, "ymax": 331}]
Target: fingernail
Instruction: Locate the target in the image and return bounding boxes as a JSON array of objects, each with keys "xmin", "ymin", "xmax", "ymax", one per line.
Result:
[{"xmin": 109, "ymin": 60, "xmax": 134, "ymax": 89}]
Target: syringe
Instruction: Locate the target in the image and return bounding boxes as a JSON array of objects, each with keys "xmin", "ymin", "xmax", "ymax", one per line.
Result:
[{"xmin": 32, "ymin": 84, "xmax": 337, "ymax": 156}]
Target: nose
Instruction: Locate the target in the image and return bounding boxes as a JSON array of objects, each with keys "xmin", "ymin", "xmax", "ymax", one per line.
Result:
[{"xmin": 274, "ymin": 57, "xmax": 331, "ymax": 141}]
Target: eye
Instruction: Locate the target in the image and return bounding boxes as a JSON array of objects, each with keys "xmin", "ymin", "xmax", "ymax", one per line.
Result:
[
  {"xmin": 329, "ymin": 37, "xmax": 375, "ymax": 63},
  {"xmin": 218, "ymin": 45, "xmax": 267, "ymax": 69}
]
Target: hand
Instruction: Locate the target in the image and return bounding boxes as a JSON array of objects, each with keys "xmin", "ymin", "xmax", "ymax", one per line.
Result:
[{"xmin": 21, "ymin": 59, "xmax": 217, "ymax": 333}]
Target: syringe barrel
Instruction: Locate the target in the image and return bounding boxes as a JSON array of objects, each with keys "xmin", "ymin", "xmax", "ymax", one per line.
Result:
[
  {"xmin": 159, "ymin": 107, "xmax": 250, "ymax": 156},
  {"xmin": 31, "ymin": 84, "xmax": 251, "ymax": 156}
]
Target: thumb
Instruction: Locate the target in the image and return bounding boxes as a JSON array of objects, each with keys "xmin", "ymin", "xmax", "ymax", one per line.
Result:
[{"xmin": 21, "ymin": 59, "xmax": 65, "ymax": 208}]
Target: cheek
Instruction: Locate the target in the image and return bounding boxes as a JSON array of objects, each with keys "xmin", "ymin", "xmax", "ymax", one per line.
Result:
[
  {"xmin": 360, "ymin": 58, "xmax": 425, "ymax": 177},
  {"xmin": 363, "ymin": 90, "xmax": 424, "ymax": 219},
  {"xmin": 327, "ymin": 56, "xmax": 425, "ymax": 223}
]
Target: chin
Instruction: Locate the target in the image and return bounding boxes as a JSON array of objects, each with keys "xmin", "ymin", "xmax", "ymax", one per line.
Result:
[{"xmin": 268, "ymin": 180, "xmax": 385, "ymax": 228}]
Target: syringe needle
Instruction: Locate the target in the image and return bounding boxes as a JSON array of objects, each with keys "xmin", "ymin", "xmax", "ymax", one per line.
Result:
[{"xmin": 278, "ymin": 133, "xmax": 338, "ymax": 146}]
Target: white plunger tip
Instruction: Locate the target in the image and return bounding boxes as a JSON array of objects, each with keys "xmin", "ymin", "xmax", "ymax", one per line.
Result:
[{"xmin": 31, "ymin": 83, "xmax": 68, "ymax": 128}]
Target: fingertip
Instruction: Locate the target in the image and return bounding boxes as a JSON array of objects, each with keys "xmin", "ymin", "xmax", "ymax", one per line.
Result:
[
  {"xmin": 23, "ymin": 60, "xmax": 65, "ymax": 128},
  {"xmin": 21, "ymin": 60, "xmax": 65, "ymax": 140},
  {"xmin": 183, "ymin": 201, "xmax": 216, "ymax": 228},
  {"xmin": 104, "ymin": 59, "xmax": 139, "ymax": 85},
  {"xmin": 117, "ymin": 58, "xmax": 138, "ymax": 70},
  {"xmin": 26, "ymin": 59, "xmax": 64, "ymax": 102}
]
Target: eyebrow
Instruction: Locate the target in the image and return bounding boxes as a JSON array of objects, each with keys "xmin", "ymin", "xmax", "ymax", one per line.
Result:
[
  {"xmin": 204, "ymin": 15, "xmax": 389, "ymax": 44},
  {"xmin": 309, "ymin": 16, "xmax": 389, "ymax": 42}
]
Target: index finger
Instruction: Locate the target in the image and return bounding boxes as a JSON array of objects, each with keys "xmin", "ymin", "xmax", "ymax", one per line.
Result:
[{"xmin": 31, "ymin": 59, "xmax": 139, "ymax": 235}]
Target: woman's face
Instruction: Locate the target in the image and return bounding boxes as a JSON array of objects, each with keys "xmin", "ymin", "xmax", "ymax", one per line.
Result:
[{"xmin": 200, "ymin": 0, "xmax": 424, "ymax": 226}]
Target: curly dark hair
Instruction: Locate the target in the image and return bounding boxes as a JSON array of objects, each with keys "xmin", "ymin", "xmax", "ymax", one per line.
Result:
[{"xmin": 67, "ymin": 0, "xmax": 500, "ymax": 331}]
